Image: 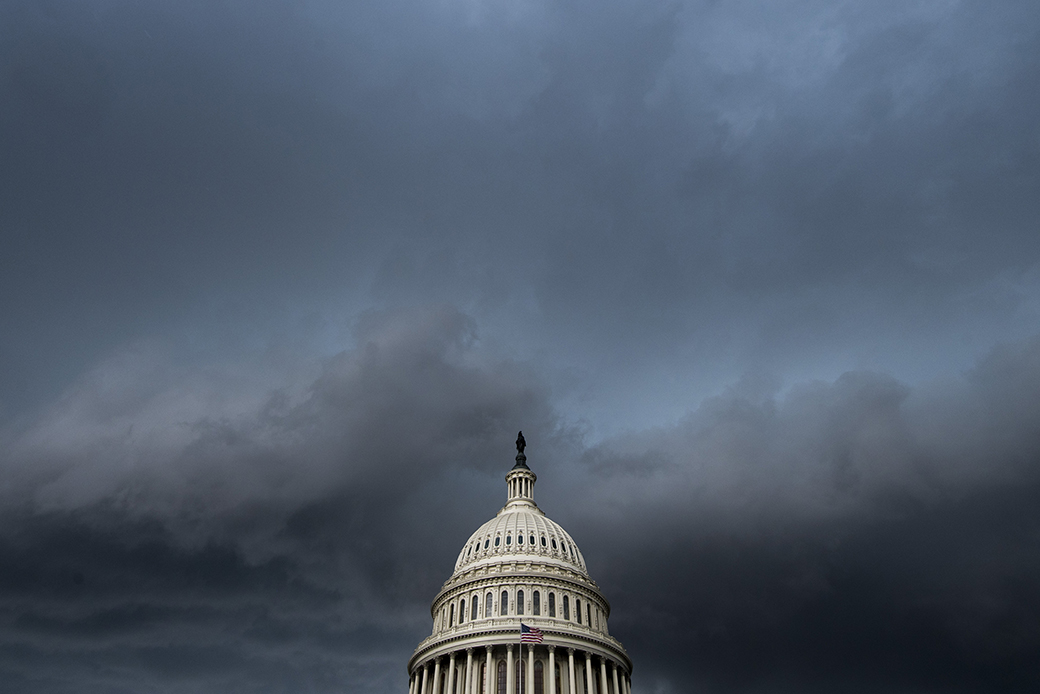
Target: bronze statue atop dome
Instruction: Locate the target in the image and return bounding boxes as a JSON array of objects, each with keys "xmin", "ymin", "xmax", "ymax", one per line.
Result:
[{"xmin": 512, "ymin": 431, "xmax": 529, "ymax": 469}]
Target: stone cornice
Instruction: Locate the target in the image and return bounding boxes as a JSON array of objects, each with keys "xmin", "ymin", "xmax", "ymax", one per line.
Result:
[
  {"xmin": 435, "ymin": 567, "xmax": 607, "ymax": 606},
  {"xmin": 408, "ymin": 623, "xmax": 632, "ymax": 674}
]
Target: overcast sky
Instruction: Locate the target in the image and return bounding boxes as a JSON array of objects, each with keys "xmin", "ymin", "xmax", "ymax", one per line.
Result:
[{"xmin": 1, "ymin": 0, "xmax": 1039, "ymax": 692}]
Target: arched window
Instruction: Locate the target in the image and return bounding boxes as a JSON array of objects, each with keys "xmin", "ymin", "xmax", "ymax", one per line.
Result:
[
  {"xmin": 515, "ymin": 657, "xmax": 525, "ymax": 694},
  {"xmin": 517, "ymin": 590, "xmax": 525, "ymax": 615},
  {"xmin": 530, "ymin": 535, "xmax": 535, "ymax": 545},
  {"xmin": 551, "ymin": 538, "xmax": 558, "ymax": 550},
  {"xmin": 450, "ymin": 603, "xmax": 455, "ymax": 627},
  {"xmin": 534, "ymin": 660, "xmax": 544, "ymax": 694},
  {"xmin": 501, "ymin": 590, "xmax": 509, "ymax": 615},
  {"xmin": 497, "ymin": 661, "xmax": 507, "ymax": 694},
  {"xmin": 541, "ymin": 536, "xmax": 547, "ymax": 547},
  {"xmin": 506, "ymin": 535, "xmax": 511, "ymax": 546},
  {"xmin": 563, "ymin": 595, "xmax": 570, "ymax": 620},
  {"xmin": 472, "ymin": 596, "xmax": 479, "ymax": 621},
  {"xmin": 486, "ymin": 592, "xmax": 493, "ymax": 618},
  {"xmin": 533, "ymin": 591, "xmax": 540, "ymax": 615},
  {"xmin": 485, "ymin": 538, "xmax": 490, "ymax": 549},
  {"xmin": 575, "ymin": 599, "xmax": 581, "ymax": 622},
  {"xmin": 518, "ymin": 534, "xmax": 524, "ymax": 545},
  {"xmin": 548, "ymin": 593, "xmax": 556, "ymax": 617},
  {"xmin": 586, "ymin": 604, "xmax": 591, "ymax": 626},
  {"xmin": 495, "ymin": 537, "xmax": 500, "ymax": 547},
  {"xmin": 459, "ymin": 599, "xmax": 465, "ymax": 624}
]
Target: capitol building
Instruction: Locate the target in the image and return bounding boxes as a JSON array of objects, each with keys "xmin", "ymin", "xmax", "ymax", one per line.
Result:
[{"xmin": 407, "ymin": 436, "xmax": 633, "ymax": 694}]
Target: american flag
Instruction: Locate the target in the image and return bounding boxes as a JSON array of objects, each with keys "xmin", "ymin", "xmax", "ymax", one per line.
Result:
[{"xmin": 520, "ymin": 623, "xmax": 543, "ymax": 643}]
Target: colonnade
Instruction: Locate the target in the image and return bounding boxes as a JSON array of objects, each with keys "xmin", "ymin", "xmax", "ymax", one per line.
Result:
[{"xmin": 409, "ymin": 645, "xmax": 631, "ymax": 694}]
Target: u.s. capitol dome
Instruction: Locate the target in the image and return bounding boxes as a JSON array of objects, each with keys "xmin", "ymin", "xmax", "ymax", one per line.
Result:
[{"xmin": 407, "ymin": 436, "xmax": 632, "ymax": 694}]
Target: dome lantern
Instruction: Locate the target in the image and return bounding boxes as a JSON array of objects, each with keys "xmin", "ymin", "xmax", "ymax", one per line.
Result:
[{"xmin": 505, "ymin": 458, "xmax": 537, "ymax": 509}]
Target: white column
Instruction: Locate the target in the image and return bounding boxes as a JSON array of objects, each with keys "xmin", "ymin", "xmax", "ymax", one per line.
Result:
[
  {"xmin": 409, "ymin": 673, "xmax": 416, "ymax": 694},
  {"xmin": 506, "ymin": 645, "xmax": 515, "ymax": 694},
  {"xmin": 433, "ymin": 658, "xmax": 443, "ymax": 694},
  {"xmin": 447, "ymin": 653, "xmax": 457, "ymax": 694},
  {"xmin": 465, "ymin": 649, "xmax": 474, "ymax": 694},
  {"xmin": 527, "ymin": 645, "xmax": 535, "ymax": 694},
  {"xmin": 567, "ymin": 649, "xmax": 576, "ymax": 694},
  {"xmin": 547, "ymin": 647, "xmax": 556, "ymax": 694},
  {"xmin": 421, "ymin": 663, "xmax": 431, "ymax": 694},
  {"xmin": 599, "ymin": 660, "xmax": 608, "ymax": 694},
  {"xmin": 584, "ymin": 653, "xmax": 594, "ymax": 694},
  {"xmin": 484, "ymin": 646, "xmax": 494, "ymax": 694},
  {"xmin": 611, "ymin": 664, "xmax": 620, "ymax": 694}
]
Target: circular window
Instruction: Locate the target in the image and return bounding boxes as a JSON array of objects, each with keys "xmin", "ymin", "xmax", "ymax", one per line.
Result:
[
  {"xmin": 541, "ymin": 536, "xmax": 547, "ymax": 547},
  {"xmin": 494, "ymin": 537, "xmax": 500, "ymax": 547},
  {"xmin": 506, "ymin": 535, "xmax": 512, "ymax": 545}
]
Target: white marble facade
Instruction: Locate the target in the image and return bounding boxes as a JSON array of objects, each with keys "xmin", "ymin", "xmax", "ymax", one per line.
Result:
[{"xmin": 407, "ymin": 449, "xmax": 632, "ymax": 694}]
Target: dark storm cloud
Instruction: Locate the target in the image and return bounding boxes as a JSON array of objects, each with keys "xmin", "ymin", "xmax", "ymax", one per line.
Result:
[
  {"xmin": 2, "ymin": 306, "xmax": 556, "ymax": 526},
  {"xmin": 0, "ymin": 505, "xmax": 453, "ymax": 693},
  {"xmin": 3, "ymin": 303, "xmax": 1040, "ymax": 692},
  {"xmin": 0, "ymin": 306, "xmax": 572, "ymax": 692},
  {"xmin": 567, "ymin": 336, "xmax": 1040, "ymax": 692},
  {"xmin": 3, "ymin": 0, "xmax": 1039, "ymax": 428},
  {"xmin": 2, "ymin": 0, "xmax": 1040, "ymax": 691}
]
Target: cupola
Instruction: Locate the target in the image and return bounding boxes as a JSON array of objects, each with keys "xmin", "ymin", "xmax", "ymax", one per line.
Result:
[{"xmin": 505, "ymin": 449, "xmax": 537, "ymax": 510}]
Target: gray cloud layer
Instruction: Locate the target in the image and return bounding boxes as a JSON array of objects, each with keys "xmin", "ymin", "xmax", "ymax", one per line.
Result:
[
  {"xmin": 3, "ymin": 307, "xmax": 1040, "ymax": 692},
  {"xmin": 3, "ymin": 0, "xmax": 1039, "ymax": 429},
  {"xmin": 2, "ymin": 0, "xmax": 1040, "ymax": 691}
]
